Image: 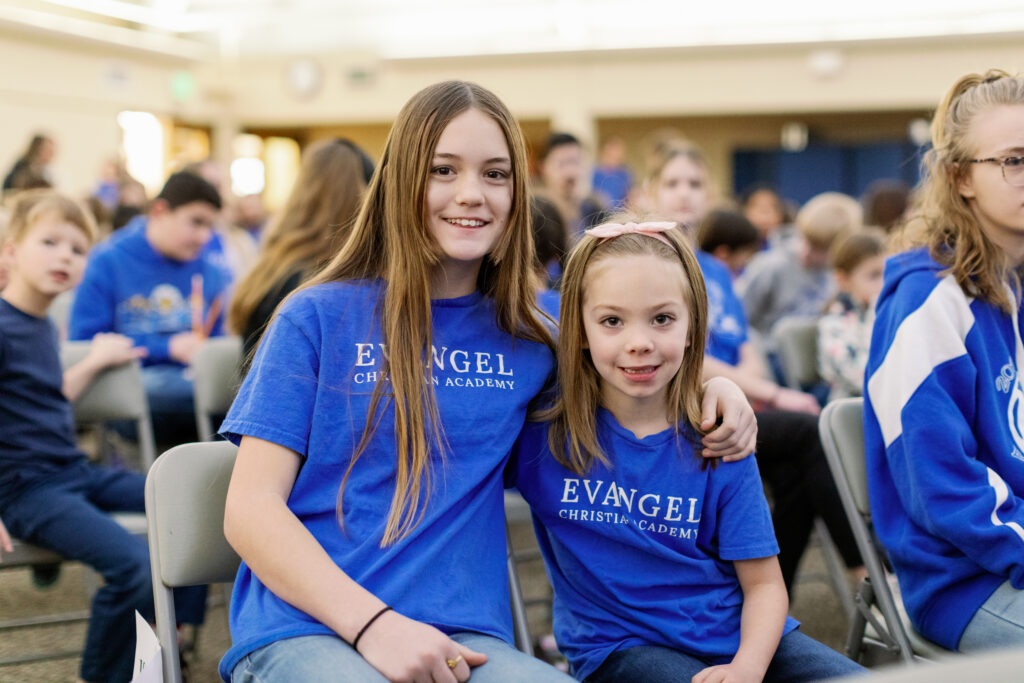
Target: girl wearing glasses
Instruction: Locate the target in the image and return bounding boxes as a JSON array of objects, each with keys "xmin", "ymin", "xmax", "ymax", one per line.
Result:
[{"xmin": 864, "ymin": 70, "xmax": 1024, "ymax": 652}]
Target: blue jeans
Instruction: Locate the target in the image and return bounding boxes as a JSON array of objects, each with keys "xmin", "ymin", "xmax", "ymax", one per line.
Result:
[
  {"xmin": 959, "ymin": 580, "xmax": 1024, "ymax": 652},
  {"xmin": 584, "ymin": 629, "xmax": 867, "ymax": 683},
  {"xmin": 231, "ymin": 631, "xmax": 574, "ymax": 682},
  {"xmin": 0, "ymin": 460, "xmax": 207, "ymax": 683}
]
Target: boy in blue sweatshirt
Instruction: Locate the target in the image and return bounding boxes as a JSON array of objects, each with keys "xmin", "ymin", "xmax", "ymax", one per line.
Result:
[
  {"xmin": 864, "ymin": 70, "xmax": 1024, "ymax": 652},
  {"xmin": 69, "ymin": 171, "xmax": 228, "ymax": 441}
]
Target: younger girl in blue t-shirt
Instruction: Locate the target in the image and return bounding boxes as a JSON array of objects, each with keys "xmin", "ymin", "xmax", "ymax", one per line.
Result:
[
  {"xmin": 218, "ymin": 81, "xmax": 754, "ymax": 683},
  {"xmin": 512, "ymin": 218, "xmax": 865, "ymax": 682}
]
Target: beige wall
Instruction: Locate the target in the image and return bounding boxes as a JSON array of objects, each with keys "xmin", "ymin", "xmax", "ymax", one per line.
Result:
[
  {"xmin": 1, "ymin": 27, "xmax": 1021, "ymax": 197},
  {"xmin": 0, "ymin": 29, "xmax": 220, "ymax": 196},
  {"xmin": 195, "ymin": 36, "xmax": 1024, "ymax": 125}
]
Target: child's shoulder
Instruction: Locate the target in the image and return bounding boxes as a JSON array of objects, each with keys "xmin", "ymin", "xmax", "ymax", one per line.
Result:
[{"xmin": 878, "ymin": 248, "xmax": 962, "ymax": 321}]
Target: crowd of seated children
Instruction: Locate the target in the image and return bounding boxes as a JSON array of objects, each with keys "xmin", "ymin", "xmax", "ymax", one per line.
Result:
[
  {"xmin": 12, "ymin": 67, "xmax": 1024, "ymax": 678},
  {"xmin": 739, "ymin": 191, "xmax": 862, "ymax": 350},
  {"xmin": 68, "ymin": 171, "xmax": 228, "ymax": 444},
  {"xmin": 0, "ymin": 189, "xmax": 206, "ymax": 683}
]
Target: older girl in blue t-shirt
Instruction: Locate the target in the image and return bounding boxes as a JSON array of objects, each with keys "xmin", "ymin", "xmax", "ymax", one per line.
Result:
[
  {"xmin": 218, "ymin": 81, "xmax": 755, "ymax": 683},
  {"xmin": 512, "ymin": 218, "xmax": 865, "ymax": 682}
]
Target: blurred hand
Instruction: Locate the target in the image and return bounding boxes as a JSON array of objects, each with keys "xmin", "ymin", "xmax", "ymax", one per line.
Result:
[
  {"xmin": 770, "ymin": 387, "xmax": 821, "ymax": 416},
  {"xmin": 169, "ymin": 332, "xmax": 205, "ymax": 365},
  {"xmin": 87, "ymin": 333, "xmax": 146, "ymax": 369}
]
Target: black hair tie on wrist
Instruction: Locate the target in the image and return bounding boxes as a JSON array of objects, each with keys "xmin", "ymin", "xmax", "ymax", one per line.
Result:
[{"xmin": 352, "ymin": 606, "xmax": 394, "ymax": 653}]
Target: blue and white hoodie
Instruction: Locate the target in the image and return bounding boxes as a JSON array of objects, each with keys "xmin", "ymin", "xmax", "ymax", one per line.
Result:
[{"xmin": 864, "ymin": 247, "xmax": 1024, "ymax": 650}]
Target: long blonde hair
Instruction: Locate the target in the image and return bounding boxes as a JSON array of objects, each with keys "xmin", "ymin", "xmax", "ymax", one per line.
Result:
[
  {"xmin": 899, "ymin": 69, "xmax": 1024, "ymax": 312},
  {"xmin": 228, "ymin": 139, "xmax": 369, "ymax": 335},
  {"xmin": 307, "ymin": 81, "xmax": 553, "ymax": 546},
  {"xmin": 544, "ymin": 216, "xmax": 708, "ymax": 474}
]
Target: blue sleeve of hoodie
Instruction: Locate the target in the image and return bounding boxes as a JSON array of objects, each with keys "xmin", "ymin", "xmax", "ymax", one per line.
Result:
[
  {"xmin": 867, "ymin": 272, "xmax": 1024, "ymax": 586},
  {"xmin": 68, "ymin": 254, "xmax": 115, "ymax": 340}
]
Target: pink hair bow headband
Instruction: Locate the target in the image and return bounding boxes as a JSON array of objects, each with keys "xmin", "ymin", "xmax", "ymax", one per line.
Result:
[{"xmin": 584, "ymin": 221, "xmax": 677, "ymax": 247}]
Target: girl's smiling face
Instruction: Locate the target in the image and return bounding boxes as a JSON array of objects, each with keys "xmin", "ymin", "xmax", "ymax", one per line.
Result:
[
  {"xmin": 425, "ymin": 107, "xmax": 513, "ymax": 295},
  {"xmin": 582, "ymin": 252, "xmax": 690, "ymax": 420}
]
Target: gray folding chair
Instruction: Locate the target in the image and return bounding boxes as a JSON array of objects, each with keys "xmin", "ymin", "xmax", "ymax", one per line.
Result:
[
  {"xmin": 145, "ymin": 440, "xmax": 241, "ymax": 683},
  {"xmin": 145, "ymin": 441, "xmax": 534, "ymax": 682},
  {"xmin": 771, "ymin": 315, "xmax": 822, "ymax": 390},
  {"xmin": 61, "ymin": 340, "xmax": 157, "ymax": 470},
  {"xmin": 505, "ymin": 490, "xmax": 545, "ymax": 655},
  {"xmin": 191, "ymin": 335, "xmax": 243, "ymax": 441},
  {"xmin": 818, "ymin": 398, "xmax": 950, "ymax": 664}
]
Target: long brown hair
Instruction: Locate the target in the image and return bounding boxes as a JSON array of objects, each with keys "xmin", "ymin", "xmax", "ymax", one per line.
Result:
[
  {"xmin": 899, "ymin": 69, "xmax": 1024, "ymax": 312},
  {"xmin": 228, "ymin": 139, "xmax": 368, "ymax": 334},
  {"xmin": 306, "ymin": 81, "xmax": 553, "ymax": 546},
  {"xmin": 543, "ymin": 214, "xmax": 708, "ymax": 475}
]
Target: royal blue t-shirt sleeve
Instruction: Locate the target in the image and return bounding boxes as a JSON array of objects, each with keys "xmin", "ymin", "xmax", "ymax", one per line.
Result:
[
  {"xmin": 220, "ymin": 308, "xmax": 319, "ymax": 456},
  {"xmin": 714, "ymin": 456, "xmax": 779, "ymax": 561}
]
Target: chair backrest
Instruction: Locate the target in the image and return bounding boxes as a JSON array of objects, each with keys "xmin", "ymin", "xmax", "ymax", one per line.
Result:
[
  {"xmin": 192, "ymin": 335, "xmax": 243, "ymax": 441},
  {"xmin": 819, "ymin": 397, "xmax": 871, "ymax": 519},
  {"xmin": 145, "ymin": 440, "xmax": 241, "ymax": 683},
  {"xmin": 49, "ymin": 290, "xmax": 74, "ymax": 340},
  {"xmin": 61, "ymin": 340, "xmax": 156, "ymax": 469},
  {"xmin": 771, "ymin": 315, "xmax": 821, "ymax": 389}
]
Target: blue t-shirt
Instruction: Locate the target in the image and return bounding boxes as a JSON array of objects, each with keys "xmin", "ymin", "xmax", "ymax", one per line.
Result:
[
  {"xmin": 512, "ymin": 410, "xmax": 796, "ymax": 680},
  {"xmin": 0, "ymin": 298, "xmax": 85, "ymax": 506},
  {"xmin": 698, "ymin": 250, "xmax": 748, "ymax": 366},
  {"xmin": 68, "ymin": 216, "xmax": 229, "ymax": 365},
  {"xmin": 218, "ymin": 280, "xmax": 555, "ymax": 680}
]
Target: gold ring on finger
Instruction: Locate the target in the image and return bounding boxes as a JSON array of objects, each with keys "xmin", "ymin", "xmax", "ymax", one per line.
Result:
[{"xmin": 446, "ymin": 654, "xmax": 463, "ymax": 670}]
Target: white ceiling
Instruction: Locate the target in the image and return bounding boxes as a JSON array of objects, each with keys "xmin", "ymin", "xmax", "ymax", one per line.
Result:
[{"xmin": 4, "ymin": 0, "xmax": 1024, "ymax": 61}]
